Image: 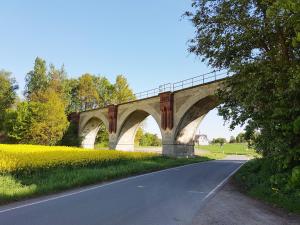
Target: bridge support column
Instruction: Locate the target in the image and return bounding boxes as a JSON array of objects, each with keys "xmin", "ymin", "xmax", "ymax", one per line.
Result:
[
  {"xmin": 108, "ymin": 105, "xmax": 120, "ymax": 150},
  {"xmin": 161, "ymin": 133, "xmax": 195, "ymax": 158},
  {"xmin": 159, "ymin": 92, "xmax": 194, "ymax": 157},
  {"xmin": 162, "ymin": 144, "xmax": 194, "ymax": 158}
]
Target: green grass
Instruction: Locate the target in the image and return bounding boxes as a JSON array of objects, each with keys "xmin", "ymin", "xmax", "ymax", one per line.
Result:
[
  {"xmin": 94, "ymin": 142, "xmax": 109, "ymax": 149},
  {"xmin": 234, "ymin": 158, "xmax": 300, "ymax": 213},
  {"xmin": 0, "ymin": 155, "xmax": 212, "ymax": 204},
  {"xmin": 196, "ymin": 143, "xmax": 259, "ymax": 157}
]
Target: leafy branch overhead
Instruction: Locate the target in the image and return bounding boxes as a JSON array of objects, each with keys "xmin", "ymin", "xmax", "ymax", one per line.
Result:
[{"xmin": 186, "ymin": 0, "xmax": 300, "ymax": 165}]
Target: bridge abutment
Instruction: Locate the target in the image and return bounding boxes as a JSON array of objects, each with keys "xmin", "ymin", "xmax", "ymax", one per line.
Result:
[{"xmin": 162, "ymin": 144, "xmax": 194, "ymax": 157}]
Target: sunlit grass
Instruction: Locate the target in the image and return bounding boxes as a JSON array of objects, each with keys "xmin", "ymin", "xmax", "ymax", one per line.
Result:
[{"xmin": 196, "ymin": 143, "xmax": 259, "ymax": 157}]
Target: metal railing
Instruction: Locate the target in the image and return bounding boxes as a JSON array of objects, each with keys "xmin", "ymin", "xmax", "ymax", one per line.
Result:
[
  {"xmin": 134, "ymin": 87, "xmax": 160, "ymax": 99},
  {"xmin": 134, "ymin": 70, "xmax": 230, "ymax": 100},
  {"xmin": 172, "ymin": 70, "xmax": 229, "ymax": 91}
]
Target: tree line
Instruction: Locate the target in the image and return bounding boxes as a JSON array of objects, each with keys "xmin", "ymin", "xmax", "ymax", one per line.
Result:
[
  {"xmin": 210, "ymin": 133, "xmax": 247, "ymax": 145},
  {"xmin": 0, "ymin": 57, "xmax": 136, "ymax": 146}
]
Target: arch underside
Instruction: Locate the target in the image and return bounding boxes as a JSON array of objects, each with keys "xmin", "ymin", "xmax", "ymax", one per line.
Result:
[
  {"xmin": 115, "ymin": 110, "xmax": 160, "ymax": 151},
  {"xmin": 80, "ymin": 118, "xmax": 107, "ymax": 149},
  {"xmin": 175, "ymin": 96, "xmax": 218, "ymax": 145}
]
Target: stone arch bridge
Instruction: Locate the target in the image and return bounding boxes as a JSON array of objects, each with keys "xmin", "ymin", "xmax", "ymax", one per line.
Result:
[{"xmin": 70, "ymin": 71, "xmax": 228, "ymax": 157}]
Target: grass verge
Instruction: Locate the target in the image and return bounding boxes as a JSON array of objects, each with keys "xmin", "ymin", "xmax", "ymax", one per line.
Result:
[
  {"xmin": 0, "ymin": 155, "xmax": 212, "ymax": 205},
  {"xmin": 234, "ymin": 158, "xmax": 300, "ymax": 214},
  {"xmin": 196, "ymin": 143, "xmax": 259, "ymax": 157}
]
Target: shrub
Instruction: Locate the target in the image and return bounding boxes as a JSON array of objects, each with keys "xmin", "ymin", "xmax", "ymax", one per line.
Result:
[{"xmin": 289, "ymin": 166, "xmax": 300, "ymax": 189}]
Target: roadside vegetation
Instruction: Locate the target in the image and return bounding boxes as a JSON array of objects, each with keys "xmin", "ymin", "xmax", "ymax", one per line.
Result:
[
  {"xmin": 187, "ymin": 0, "xmax": 300, "ymax": 213},
  {"xmin": 235, "ymin": 158, "xmax": 300, "ymax": 213},
  {"xmin": 0, "ymin": 144, "xmax": 212, "ymax": 204}
]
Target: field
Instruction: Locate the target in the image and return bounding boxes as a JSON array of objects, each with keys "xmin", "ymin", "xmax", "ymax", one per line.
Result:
[
  {"xmin": 196, "ymin": 143, "xmax": 259, "ymax": 157},
  {"xmin": 0, "ymin": 144, "xmax": 212, "ymax": 204}
]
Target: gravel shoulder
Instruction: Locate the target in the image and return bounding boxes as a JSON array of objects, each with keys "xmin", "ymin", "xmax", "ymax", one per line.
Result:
[{"xmin": 191, "ymin": 179, "xmax": 300, "ymax": 225}]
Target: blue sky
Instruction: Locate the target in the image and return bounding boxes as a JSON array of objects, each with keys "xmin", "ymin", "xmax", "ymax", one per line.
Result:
[{"xmin": 0, "ymin": 0, "xmax": 244, "ymax": 140}]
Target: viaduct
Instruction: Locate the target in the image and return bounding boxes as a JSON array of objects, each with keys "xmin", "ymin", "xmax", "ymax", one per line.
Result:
[{"xmin": 71, "ymin": 71, "xmax": 229, "ymax": 157}]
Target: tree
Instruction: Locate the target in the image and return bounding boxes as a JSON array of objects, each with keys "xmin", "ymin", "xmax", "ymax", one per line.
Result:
[
  {"xmin": 0, "ymin": 70, "xmax": 18, "ymax": 133},
  {"xmin": 112, "ymin": 75, "xmax": 135, "ymax": 104},
  {"xmin": 25, "ymin": 57, "xmax": 48, "ymax": 99},
  {"xmin": 25, "ymin": 89, "xmax": 69, "ymax": 145},
  {"xmin": 4, "ymin": 89, "xmax": 69, "ymax": 145},
  {"xmin": 64, "ymin": 78, "xmax": 81, "ymax": 113},
  {"xmin": 47, "ymin": 64, "xmax": 68, "ymax": 101},
  {"xmin": 4, "ymin": 57, "xmax": 70, "ymax": 145},
  {"xmin": 95, "ymin": 123, "xmax": 109, "ymax": 146},
  {"xmin": 139, "ymin": 132, "xmax": 162, "ymax": 146},
  {"xmin": 3, "ymin": 102, "xmax": 32, "ymax": 143},
  {"xmin": 94, "ymin": 76, "xmax": 114, "ymax": 107},
  {"xmin": 134, "ymin": 127, "xmax": 144, "ymax": 145},
  {"xmin": 236, "ymin": 133, "xmax": 246, "ymax": 143},
  {"xmin": 187, "ymin": 0, "xmax": 300, "ymax": 166},
  {"xmin": 229, "ymin": 136, "xmax": 236, "ymax": 143},
  {"xmin": 77, "ymin": 74, "xmax": 99, "ymax": 111},
  {"xmin": 211, "ymin": 138, "xmax": 227, "ymax": 145}
]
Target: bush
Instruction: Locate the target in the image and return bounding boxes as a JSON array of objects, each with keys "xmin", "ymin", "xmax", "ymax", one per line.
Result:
[
  {"xmin": 293, "ymin": 117, "xmax": 300, "ymax": 134},
  {"xmin": 235, "ymin": 158, "xmax": 300, "ymax": 213},
  {"xmin": 289, "ymin": 166, "xmax": 300, "ymax": 189},
  {"xmin": 60, "ymin": 122, "xmax": 81, "ymax": 146}
]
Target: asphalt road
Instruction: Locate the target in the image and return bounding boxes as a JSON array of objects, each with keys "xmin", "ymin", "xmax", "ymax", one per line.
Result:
[{"xmin": 0, "ymin": 160, "xmax": 244, "ymax": 225}]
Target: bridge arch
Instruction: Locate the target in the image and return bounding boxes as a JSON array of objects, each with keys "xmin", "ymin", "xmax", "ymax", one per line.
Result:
[
  {"xmin": 79, "ymin": 112, "xmax": 109, "ymax": 149},
  {"xmin": 173, "ymin": 95, "xmax": 219, "ymax": 155},
  {"xmin": 114, "ymin": 106, "xmax": 162, "ymax": 151}
]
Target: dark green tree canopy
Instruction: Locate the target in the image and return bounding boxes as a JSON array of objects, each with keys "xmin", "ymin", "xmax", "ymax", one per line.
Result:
[
  {"xmin": 186, "ymin": 0, "xmax": 300, "ymax": 68},
  {"xmin": 0, "ymin": 70, "xmax": 18, "ymax": 132},
  {"xmin": 187, "ymin": 0, "xmax": 300, "ymax": 166},
  {"xmin": 0, "ymin": 70, "xmax": 18, "ymax": 113}
]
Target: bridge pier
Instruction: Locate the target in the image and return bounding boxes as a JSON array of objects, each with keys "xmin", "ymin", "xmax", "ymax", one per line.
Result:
[{"xmin": 162, "ymin": 144, "xmax": 194, "ymax": 158}]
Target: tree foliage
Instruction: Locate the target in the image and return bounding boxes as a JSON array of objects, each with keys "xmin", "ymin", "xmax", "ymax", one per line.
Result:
[
  {"xmin": 134, "ymin": 128, "xmax": 162, "ymax": 146},
  {"xmin": 0, "ymin": 70, "xmax": 18, "ymax": 132},
  {"xmin": 25, "ymin": 57, "xmax": 48, "ymax": 100},
  {"xmin": 4, "ymin": 90, "xmax": 69, "ymax": 145},
  {"xmin": 112, "ymin": 75, "xmax": 135, "ymax": 104},
  {"xmin": 187, "ymin": 0, "xmax": 300, "ymax": 167},
  {"xmin": 1, "ymin": 57, "xmax": 136, "ymax": 146},
  {"xmin": 26, "ymin": 89, "xmax": 69, "ymax": 145},
  {"xmin": 211, "ymin": 138, "xmax": 227, "ymax": 145},
  {"xmin": 236, "ymin": 133, "xmax": 246, "ymax": 143}
]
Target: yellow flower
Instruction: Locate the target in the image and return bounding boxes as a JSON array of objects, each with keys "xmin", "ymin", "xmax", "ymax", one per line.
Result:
[{"xmin": 0, "ymin": 144, "xmax": 156, "ymax": 173}]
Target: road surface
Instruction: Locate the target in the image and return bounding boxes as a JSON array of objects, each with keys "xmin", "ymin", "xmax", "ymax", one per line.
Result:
[{"xmin": 0, "ymin": 160, "xmax": 244, "ymax": 225}]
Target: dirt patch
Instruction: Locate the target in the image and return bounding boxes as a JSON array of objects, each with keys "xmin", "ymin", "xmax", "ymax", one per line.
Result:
[{"xmin": 191, "ymin": 179, "xmax": 300, "ymax": 225}]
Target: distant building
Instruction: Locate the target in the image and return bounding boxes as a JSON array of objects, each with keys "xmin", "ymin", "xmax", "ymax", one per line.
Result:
[{"xmin": 194, "ymin": 134, "xmax": 209, "ymax": 145}]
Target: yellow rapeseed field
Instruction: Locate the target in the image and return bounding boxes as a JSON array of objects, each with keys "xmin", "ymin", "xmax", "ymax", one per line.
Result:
[{"xmin": 0, "ymin": 144, "xmax": 156, "ymax": 173}]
